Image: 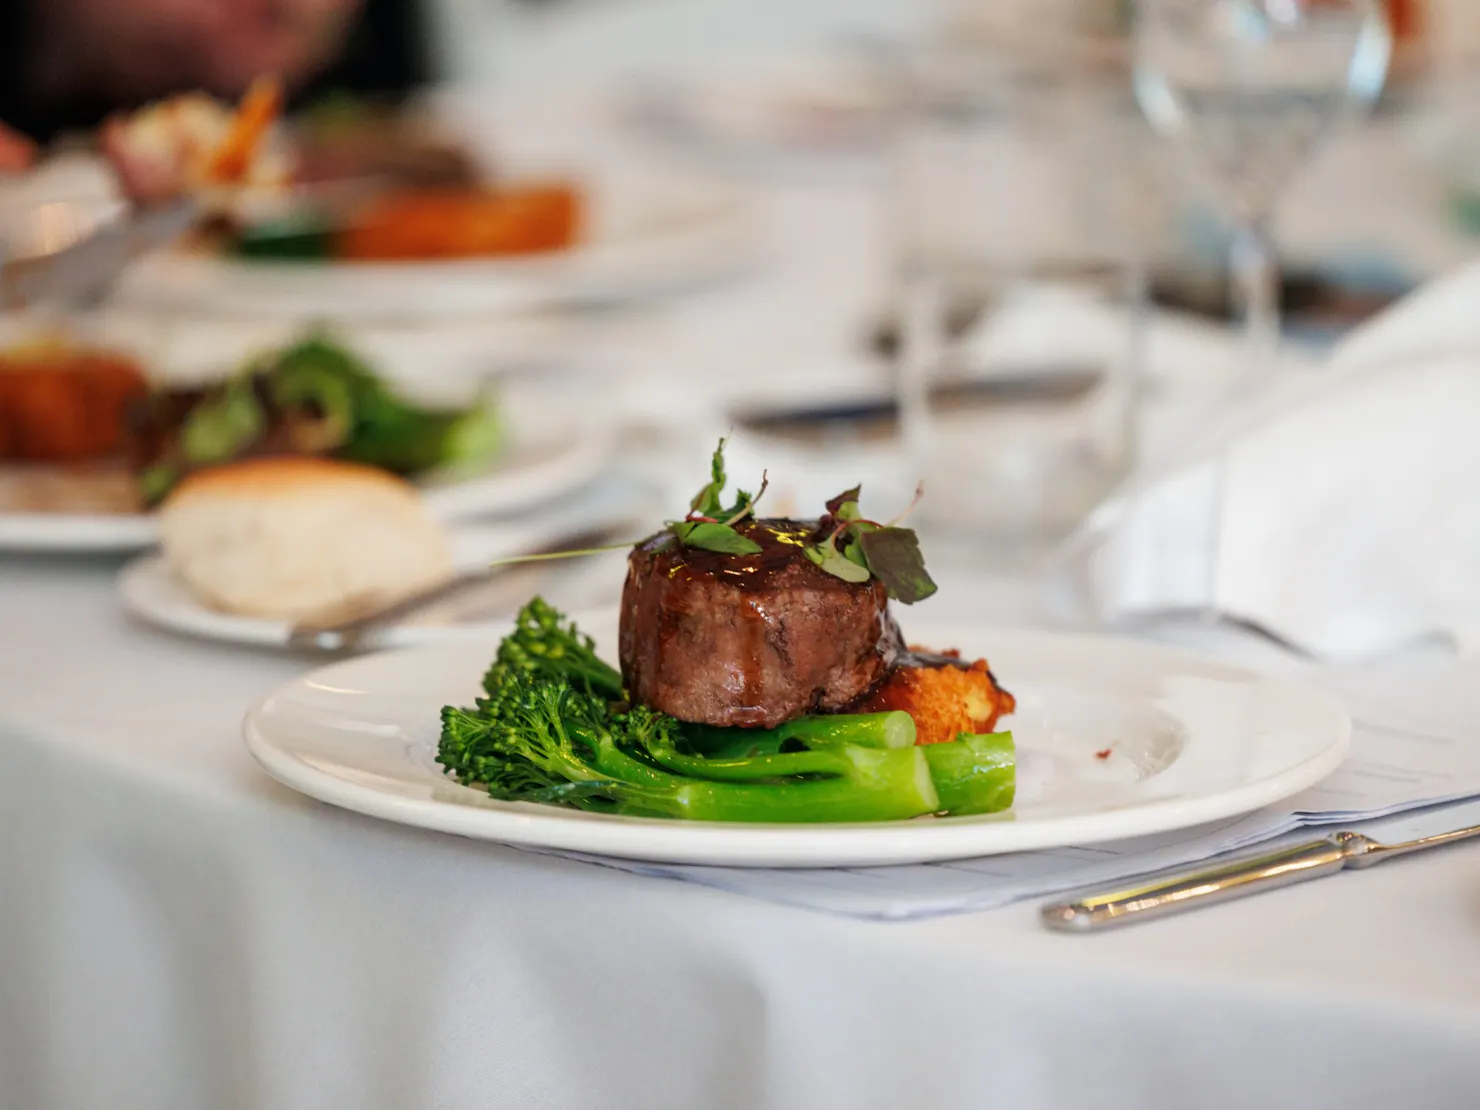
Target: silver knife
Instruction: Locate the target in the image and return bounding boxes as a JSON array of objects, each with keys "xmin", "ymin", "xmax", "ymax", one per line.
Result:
[
  {"xmin": 287, "ymin": 522, "xmax": 634, "ymax": 654},
  {"xmin": 1040, "ymin": 821, "xmax": 1480, "ymax": 932},
  {"xmin": 0, "ymin": 198, "xmax": 198, "ymax": 311}
]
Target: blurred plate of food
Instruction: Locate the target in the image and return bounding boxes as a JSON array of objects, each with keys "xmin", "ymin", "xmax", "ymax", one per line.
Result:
[
  {"xmin": 92, "ymin": 304, "xmax": 573, "ymax": 385},
  {"xmin": 83, "ymin": 82, "xmax": 757, "ymax": 319},
  {"xmin": 0, "ymin": 323, "xmax": 616, "ymax": 552},
  {"xmin": 118, "ymin": 466, "xmax": 661, "ymax": 650}
]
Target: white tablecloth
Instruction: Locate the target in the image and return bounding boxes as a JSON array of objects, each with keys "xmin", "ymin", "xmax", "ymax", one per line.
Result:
[
  {"xmin": 6, "ymin": 79, "xmax": 1480, "ymax": 1110},
  {"xmin": 6, "ymin": 558, "xmax": 1480, "ymax": 1110}
]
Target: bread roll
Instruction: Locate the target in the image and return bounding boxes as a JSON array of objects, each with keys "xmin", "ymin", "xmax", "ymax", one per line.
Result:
[{"xmin": 159, "ymin": 457, "xmax": 452, "ymax": 621}]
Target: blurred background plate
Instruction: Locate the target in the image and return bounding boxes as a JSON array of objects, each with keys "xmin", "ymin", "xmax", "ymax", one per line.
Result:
[
  {"xmin": 0, "ymin": 357, "xmax": 618, "ymax": 553},
  {"xmin": 84, "ymin": 306, "xmax": 575, "ymax": 388},
  {"xmin": 416, "ymin": 373, "xmax": 618, "ymax": 521},
  {"xmin": 0, "ymin": 507, "xmax": 159, "ymax": 553},
  {"xmin": 112, "ymin": 165, "xmax": 760, "ymax": 320}
]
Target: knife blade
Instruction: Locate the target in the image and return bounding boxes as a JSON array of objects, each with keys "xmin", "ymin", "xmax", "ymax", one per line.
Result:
[
  {"xmin": 287, "ymin": 522, "xmax": 634, "ymax": 654},
  {"xmin": 1, "ymin": 198, "xmax": 198, "ymax": 311},
  {"xmin": 731, "ymin": 368, "xmax": 1103, "ymax": 445}
]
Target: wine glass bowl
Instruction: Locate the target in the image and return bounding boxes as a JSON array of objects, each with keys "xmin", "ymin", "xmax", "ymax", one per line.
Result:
[{"xmin": 1134, "ymin": 0, "xmax": 1392, "ymax": 224}]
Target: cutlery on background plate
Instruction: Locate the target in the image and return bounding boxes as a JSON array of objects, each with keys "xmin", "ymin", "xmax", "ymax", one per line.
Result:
[
  {"xmin": 287, "ymin": 522, "xmax": 633, "ymax": 654},
  {"xmin": 1040, "ymin": 820, "xmax": 1480, "ymax": 932},
  {"xmin": 1, "ymin": 198, "xmax": 198, "ymax": 311},
  {"xmin": 732, "ymin": 370, "xmax": 1103, "ymax": 446}
]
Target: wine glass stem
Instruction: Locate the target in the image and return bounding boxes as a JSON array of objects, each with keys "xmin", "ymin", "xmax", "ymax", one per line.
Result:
[
  {"xmin": 1202, "ymin": 211, "xmax": 1278, "ymax": 625},
  {"xmin": 1230, "ymin": 211, "xmax": 1280, "ymax": 380}
]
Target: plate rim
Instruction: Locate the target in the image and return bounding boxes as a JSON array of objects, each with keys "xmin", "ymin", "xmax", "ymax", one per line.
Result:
[
  {"xmin": 0, "ymin": 510, "xmax": 159, "ymax": 552},
  {"xmin": 240, "ymin": 622, "xmax": 1353, "ymax": 868},
  {"xmin": 117, "ymin": 173, "xmax": 758, "ymax": 318}
]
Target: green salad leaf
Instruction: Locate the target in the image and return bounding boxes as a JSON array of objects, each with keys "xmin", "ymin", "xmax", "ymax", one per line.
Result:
[
  {"xmin": 138, "ymin": 328, "xmax": 504, "ymax": 505},
  {"xmin": 178, "ymin": 374, "xmax": 265, "ymax": 464}
]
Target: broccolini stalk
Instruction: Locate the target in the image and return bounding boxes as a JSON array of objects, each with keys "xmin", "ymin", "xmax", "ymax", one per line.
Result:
[
  {"xmin": 682, "ymin": 711, "xmax": 917, "ymax": 759},
  {"xmin": 644, "ymin": 745, "xmax": 883, "ymax": 782},
  {"xmin": 442, "ymin": 680, "xmax": 941, "ymax": 823},
  {"xmin": 924, "ymin": 731, "xmax": 1015, "ymax": 816},
  {"xmin": 640, "ymin": 733, "xmax": 921, "ymax": 784},
  {"xmin": 606, "ymin": 748, "xmax": 938, "ymax": 823},
  {"xmin": 574, "ymin": 697, "xmax": 941, "ymax": 821}
]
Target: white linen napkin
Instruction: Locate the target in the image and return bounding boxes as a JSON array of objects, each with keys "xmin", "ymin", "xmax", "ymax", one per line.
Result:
[
  {"xmin": 1329, "ymin": 252, "xmax": 1480, "ymax": 371},
  {"xmin": 1056, "ymin": 257, "xmax": 1480, "ymax": 659}
]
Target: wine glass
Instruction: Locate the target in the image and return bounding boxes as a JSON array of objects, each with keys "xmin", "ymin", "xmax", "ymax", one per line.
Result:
[
  {"xmin": 1125, "ymin": 0, "xmax": 1390, "ymax": 630},
  {"xmin": 1133, "ymin": 0, "xmax": 1392, "ymax": 384}
]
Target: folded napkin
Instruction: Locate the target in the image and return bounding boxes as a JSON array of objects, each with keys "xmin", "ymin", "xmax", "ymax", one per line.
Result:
[
  {"xmin": 1057, "ymin": 258, "xmax": 1480, "ymax": 659},
  {"xmin": 1329, "ymin": 253, "xmax": 1480, "ymax": 371}
]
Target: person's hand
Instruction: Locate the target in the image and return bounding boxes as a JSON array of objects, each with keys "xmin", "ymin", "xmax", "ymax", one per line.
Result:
[{"xmin": 0, "ymin": 124, "xmax": 37, "ymax": 173}]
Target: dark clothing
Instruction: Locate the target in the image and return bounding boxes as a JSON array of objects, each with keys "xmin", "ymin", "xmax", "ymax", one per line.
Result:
[
  {"xmin": 0, "ymin": 0, "xmax": 435, "ymax": 144},
  {"xmin": 297, "ymin": 0, "xmax": 435, "ymax": 112}
]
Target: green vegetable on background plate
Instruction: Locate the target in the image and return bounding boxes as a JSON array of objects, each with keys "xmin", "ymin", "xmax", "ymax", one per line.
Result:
[
  {"xmin": 436, "ymin": 598, "xmax": 1015, "ymax": 823},
  {"xmin": 232, "ymin": 215, "xmax": 335, "ymax": 261},
  {"xmin": 139, "ymin": 329, "xmax": 502, "ymax": 505}
]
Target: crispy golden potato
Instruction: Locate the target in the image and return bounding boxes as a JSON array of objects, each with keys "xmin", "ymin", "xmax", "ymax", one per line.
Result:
[{"xmin": 855, "ymin": 652, "xmax": 1016, "ymax": 746}]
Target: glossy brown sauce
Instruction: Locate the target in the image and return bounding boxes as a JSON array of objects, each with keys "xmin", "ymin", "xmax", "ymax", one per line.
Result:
[
  {"xmin": 893, "ymin": 646, "xmax": 971, "ymax": 672},
  {"xmin": 633, "ymin": 517, "xmax": 976, "ymax": 675},
  {"xmin": 636, "ymin": 517, "xmax": 835, "ymax": 591}
]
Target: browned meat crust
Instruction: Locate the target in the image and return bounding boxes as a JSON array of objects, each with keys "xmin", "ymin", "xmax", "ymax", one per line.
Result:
[{"xmin": 619, "ymin": 519, "xmax": 903, "ymax": 728}]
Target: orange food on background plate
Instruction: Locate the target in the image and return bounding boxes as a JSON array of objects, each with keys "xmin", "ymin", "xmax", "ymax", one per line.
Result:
[
  {"xmin": 0, "ymin": 346, "xmax": 150, "ymax": 463},
  {"xmin": 335, "ymin": 184, "xmax": 582, "ymax": 261}
]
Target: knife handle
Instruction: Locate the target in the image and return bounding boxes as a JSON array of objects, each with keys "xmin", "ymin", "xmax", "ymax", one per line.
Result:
[{"xmin": 1040, "ymin": 834, "xmax": 1374, "ymax": 932}]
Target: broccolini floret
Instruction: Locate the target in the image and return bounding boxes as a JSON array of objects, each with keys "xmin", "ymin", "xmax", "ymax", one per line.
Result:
[{"xmin": 481, "ymin": 596, "xmax": 623, "ymax": 701}]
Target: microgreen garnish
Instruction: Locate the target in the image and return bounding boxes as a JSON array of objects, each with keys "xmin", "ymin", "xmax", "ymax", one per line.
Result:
[
  {"xmin": 479, "ymin": 440, "xmax": 936, "ymax": 605},
  {"xmin": 481, "ymin": 438, "xmax": 770, "ymax": 572},
  {"xmin": 664, "ymin": 438, "xmax": 768, "ymax": 555},
  {"xmin": 806, "ymin": 483, "xmax": 937, "ymax": 604}
]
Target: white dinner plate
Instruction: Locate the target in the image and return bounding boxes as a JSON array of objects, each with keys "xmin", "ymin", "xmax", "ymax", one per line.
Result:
[
  {"xmin": 243, "ymin": 611, "xmax": 1351, "ymax": 867},
  {"xmin": 0, "ymin": 372, "xmax": 615, "ymax": 554},
  {"xmin": 114, "ymin": 168, "xmax": 757, "ymax": 320},
  {"xmin": 0, "ymin": 509, "xmax": 160, "ymax": 553}
]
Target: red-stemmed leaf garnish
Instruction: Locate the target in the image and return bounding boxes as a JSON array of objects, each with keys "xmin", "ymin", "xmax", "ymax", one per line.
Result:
[{"xmin": 805, "ymin": 483, "xmax": 936, "ymax": 603}]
